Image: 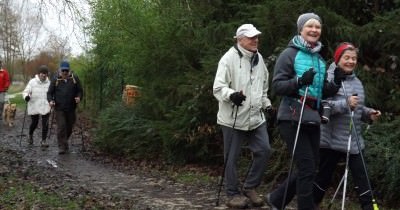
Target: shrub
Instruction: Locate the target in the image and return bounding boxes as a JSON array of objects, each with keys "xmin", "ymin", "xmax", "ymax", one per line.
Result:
[
  {"xmin": 92, "ymin": 102, "xmax": 162, "ymax": 160},
  {"xmin": 364, "ymin": 117, "xmax": 400, "ymax": 208}
]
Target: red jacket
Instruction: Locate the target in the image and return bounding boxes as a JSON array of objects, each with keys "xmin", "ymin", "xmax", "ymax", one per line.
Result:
[{"xmin": 0, "ymin": 68, "xmax": 10, "ymax": 92}]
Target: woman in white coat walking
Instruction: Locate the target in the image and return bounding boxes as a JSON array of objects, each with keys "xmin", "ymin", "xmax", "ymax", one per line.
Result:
[{"xmin": 22, "ymin": 65, "xmax": 51, "ymax": 147}]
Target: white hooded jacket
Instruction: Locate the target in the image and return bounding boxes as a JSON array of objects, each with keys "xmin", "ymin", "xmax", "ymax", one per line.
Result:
[
  {"xmin": 213, "ymin": 44, "xmax": 272, "ymax": 131},
  {"xmin": 22, "ymin": 75, "xmax": 51, "ymax": 115}
]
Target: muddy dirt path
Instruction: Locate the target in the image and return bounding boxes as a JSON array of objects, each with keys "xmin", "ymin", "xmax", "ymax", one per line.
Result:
[{"xmin": 1, "ymin": 110, "xmax": 273, "ymax": 210}]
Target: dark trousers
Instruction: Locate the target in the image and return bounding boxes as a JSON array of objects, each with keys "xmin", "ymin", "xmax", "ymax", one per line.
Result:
[
  {"xmin": 0, "ymin": 102, "xmax": 4, "ymax": 119},
  {"xmin": 55, "ymin": 110, "xmax": 76, "ymax": 151},
  {"xmin": 29, "ymin": 114, "xmax": 50, "ymax": 141},
  {"xmin": 313, "ymin": 148, "xmax": 373, "ymax": 210},
  {"xmin": 269, "ymin": 121, "xmax": 320, "ymax": 210},
  {"xmin": 221, "ymin": 123, "xmax": 271, "ymax": 196}
]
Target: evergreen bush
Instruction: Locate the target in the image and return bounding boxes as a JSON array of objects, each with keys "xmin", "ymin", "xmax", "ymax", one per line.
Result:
[
  {"xmin": 84, "ymin": 1, "xmax": 400, "ymax": 205},
  {"xmin": 364, "ymin": 117, "xmax": 400, "ymax": 208},
  {"xmin": 93, "ymin": 102, "xmax": 162, "ymax": 160}
]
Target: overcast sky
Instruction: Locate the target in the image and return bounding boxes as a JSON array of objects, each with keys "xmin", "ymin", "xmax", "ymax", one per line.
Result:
[
  {"xmin": 42, "ymin": 1, "xmax": 91, "ymax": 56},
  {"xmin": 15, "ymin": 0, "xmax": 91, "ymax": 56}
]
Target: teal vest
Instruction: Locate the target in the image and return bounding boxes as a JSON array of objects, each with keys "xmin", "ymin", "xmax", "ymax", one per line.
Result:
[{"xmin": 294, "ymin": 50, "xmax": 326, "ymax": 100}]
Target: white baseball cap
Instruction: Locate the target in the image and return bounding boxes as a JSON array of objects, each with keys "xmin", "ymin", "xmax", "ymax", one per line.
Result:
[{"xmin": 234, "ymin": 24, "xmax": 262, "ymax": 38}]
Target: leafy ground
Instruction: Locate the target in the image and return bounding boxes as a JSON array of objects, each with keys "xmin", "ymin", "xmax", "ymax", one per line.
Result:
[
  {"xmin": 0, "ymin": 109, "xmax": 259, "ymax": 210},
  {"xmin": 0, "ymin": 148, "xmax": 121, "ymax": 210},
  {"xmin": 0, "ymin": 107, "xmax": 384, "ymax": 210}
]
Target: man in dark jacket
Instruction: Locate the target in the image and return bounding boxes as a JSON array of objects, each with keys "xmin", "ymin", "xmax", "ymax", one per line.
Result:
[{"xmin": 47, "ymin": 61, "xmax": 83, "ymax": 154}]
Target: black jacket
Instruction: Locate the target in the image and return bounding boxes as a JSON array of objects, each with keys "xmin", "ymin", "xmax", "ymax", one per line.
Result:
[{"xmin": 47, "ymin": 74, "xmax": 83, "ymax": 111}]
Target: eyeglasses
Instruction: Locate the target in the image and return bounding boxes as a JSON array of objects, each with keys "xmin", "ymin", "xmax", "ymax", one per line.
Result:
[{"xmin": 61, "ymin": 69, "xmax": 70, "ymax": 72}]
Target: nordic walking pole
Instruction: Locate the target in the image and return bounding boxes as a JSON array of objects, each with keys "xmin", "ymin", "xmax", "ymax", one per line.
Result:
[
  {"xmin": 328, "ymin": 93, "xmax": 356, "ymax": 209},
  {"xmin": 328, "ymin": 174, "xmax": 345, "ymax": 209},
  {"xmin": 19, "ymin": 102, "xmax": 28, "ymax": 146},
  {"xmin": 77, "ymin": 113, "xmax": 86, "ymax": 151},
  {"xmin": 341, "ymin": 110, "xmax": 354, "ymax": 210},
  {"xmin": 281, "ymin": 86, "xmax": 309, "ymax": 210},
  {"xmin": 216, "ymin": 105, "xmax": 239, "ymax": 206},
  {"xmin": 46, "ymin": 108, "xmax": 55, "ymax": 142},
  {"xmin": 341, "ymin": 82, "xmax": 379, "ymax": 210}
]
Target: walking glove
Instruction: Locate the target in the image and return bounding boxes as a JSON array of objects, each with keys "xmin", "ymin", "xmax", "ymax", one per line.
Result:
[
  {"xmin": 230, "ymin": 91, "xmax": 246, "ymax": 106},
  {"xmin": 25, "ymin": 96, "xmax": 30, "ymax": 102},
  {"xmin": 334, "ymin": 67, "xmax": 346, "ymax": 85},
  {"xmin": 264, "ymin": 106, "xmax": 277, "ymax": 136},
  {"xmin": 298, "ymin": 68, "xmax": 316, "ymax": 87}
]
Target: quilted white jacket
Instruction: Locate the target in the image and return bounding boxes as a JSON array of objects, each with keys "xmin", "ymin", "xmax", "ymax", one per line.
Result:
[{"xmin": 22, "ymin": 75, "xmax": 51, "ymax": 115}]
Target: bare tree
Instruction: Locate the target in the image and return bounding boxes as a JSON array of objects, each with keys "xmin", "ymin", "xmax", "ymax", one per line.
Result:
[
  {"xmin": 0, "ymin": 0, "xmax": 21, "ymax": 77},
  {"xmin": 13, "ymin": 0, "xmax": 43, "ymax": 81},
  {"xmin": 0, "ymin": 0, "xmax": 91, "ymax": 81},
  {"xmin": 36, "ymin": 0, "xmax": 92, "ymax": 56},
  {"xmin": 43, "ymin": 34, "xmax": 72, "ymax": 60}
]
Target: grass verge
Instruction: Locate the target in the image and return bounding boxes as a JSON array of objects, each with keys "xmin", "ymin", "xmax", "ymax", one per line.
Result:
[{"xmin": 0, "ymin": 176, "xmax": 80, "ymax": 209}]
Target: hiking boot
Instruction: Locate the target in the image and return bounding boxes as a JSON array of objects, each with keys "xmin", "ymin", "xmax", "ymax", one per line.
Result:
[
  {"xmin": 40, "ymin": 140, "xmax": 49, "ymax": 148},
  {"xmin": 265, "ymin": 193, "xmax": 279, "ymax": 210},
  {"xmin": 243, "ymin": 188, "xmax": 264, "ymax": 207},
  {"xmin": 58, "ymin": 149, "xmax": 69, "ymax": 155},
  {"xmin": 58, "ymin": 147, "xmax": 69, "ymax": 154},
  {"xmin": 226, "ymin": 194, "xmax": 249, "ymax": 209},
  {"xmin": 28, "ymin": 135, "xmax": 33, "ymax": 145},
  {"xmin": 58, "ymin": 150, "xmax": 67, "ymax": 154}
]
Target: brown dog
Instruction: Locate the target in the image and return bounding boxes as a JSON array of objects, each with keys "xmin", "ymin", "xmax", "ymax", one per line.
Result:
[{"xmin": 3, "ymin": 103, "xmax": 17, "ymax": 127}]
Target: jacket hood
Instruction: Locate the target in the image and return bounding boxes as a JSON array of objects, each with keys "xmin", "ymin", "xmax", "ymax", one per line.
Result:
[{"xmin": 34, "ymin": 74, "xmax": 50, "ymax": 83}]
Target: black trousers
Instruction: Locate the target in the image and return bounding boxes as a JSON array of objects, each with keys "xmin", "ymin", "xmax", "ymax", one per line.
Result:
[
  {"xmin": 269, "ymin": 121, "xmax": 320, "ymax": 210},
  {"xmin": 29, "ymin": 114, "xmax": 50, "ymax": 141},
  {"xmin": 313, "ymin": 148, "xmax": 373, "ymax": 210}
]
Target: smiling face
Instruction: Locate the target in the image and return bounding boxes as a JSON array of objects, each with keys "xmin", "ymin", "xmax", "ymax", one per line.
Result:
[
  {"xmin": 238, "ymin": 35, "xmax": 259, "ymax": 52},
  {"xmin": 300, "ymin": 19, "xmax": 321, "ymax": 45},
  {"xmin": 337, "ymin": 50, "xmax": 358, "ymax": 73},
  {"xmin": 38, "ymin": 72, "xmax": 47, "ymax": 81}
]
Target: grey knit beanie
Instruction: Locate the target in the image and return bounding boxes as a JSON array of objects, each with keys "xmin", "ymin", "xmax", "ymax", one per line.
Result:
[{"xmin": 297, "ymin": 13, "xmax": 322, "ymax": 33}]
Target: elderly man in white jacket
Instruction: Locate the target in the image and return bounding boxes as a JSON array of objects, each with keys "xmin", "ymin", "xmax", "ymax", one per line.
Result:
[
  {"xmin": 22, "ymin": 65, "xmax": 51, "ymax": 147},
  {"xmin": 213, "ymin": 24, "xmax": 273, "ymax": 209}
]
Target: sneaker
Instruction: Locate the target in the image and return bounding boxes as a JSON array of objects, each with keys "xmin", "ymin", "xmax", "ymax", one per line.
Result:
[
  {"xmin": 28, "ymin": 135, "xmax": 33, "ymax": 145},
  {"xmin": 40, "ymin": 140, "xmax": 49, "ymax": 148},
  {"xmin": 58, "ymin": 150, "xmax": 67, "ymax": 154},
  {"xmin": 243, "ymin": 188, "xmax": 264, "ymax": 207},
  {"xmin": 58, "ymin": 148, "xmax": 69, "ymax": 154},
  {"xmin": 226, "ymin": 194, "xmax": 249, "ymax": 209},
  {"xmin": 265, "ymin": 193, "xmax": 279, "ymax": 210}
]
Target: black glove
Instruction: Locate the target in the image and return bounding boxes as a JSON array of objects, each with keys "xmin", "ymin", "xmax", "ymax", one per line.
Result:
[
  {"xmin": 263, "ymin": 106, "xmax": 277, "ymax": 138},
  {"xmin": 264, "ymin": 106, "xmax": 277, "ymax": 117},
  {"xmin": 25, "ymin": 96, "xmax": 30, "ymax": 102},
  {"xmin": 298, "ymin": 68, "xmax": 316, "ymax": 87},
  {"xmin": 334, "ymin": 67, "xmax": 346, "ymax": 85},
  {"xmin": 230, "ymin": 91, "xmax": 246, "ymax": 106}
]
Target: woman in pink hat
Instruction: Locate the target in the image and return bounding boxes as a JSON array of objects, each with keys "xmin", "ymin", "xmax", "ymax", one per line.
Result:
[{"xmin": 313, "ymin": 42, "xmax": 381, "ymax": 210}]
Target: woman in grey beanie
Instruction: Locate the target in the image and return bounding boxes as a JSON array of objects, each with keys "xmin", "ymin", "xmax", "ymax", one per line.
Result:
[
  {"xmin": 297, "ymin": 13, "xmax": 322, "ymax": 33},
  {"xmin": 265, "ymin": 12, "xmax": 346, "ymax": 210}
]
